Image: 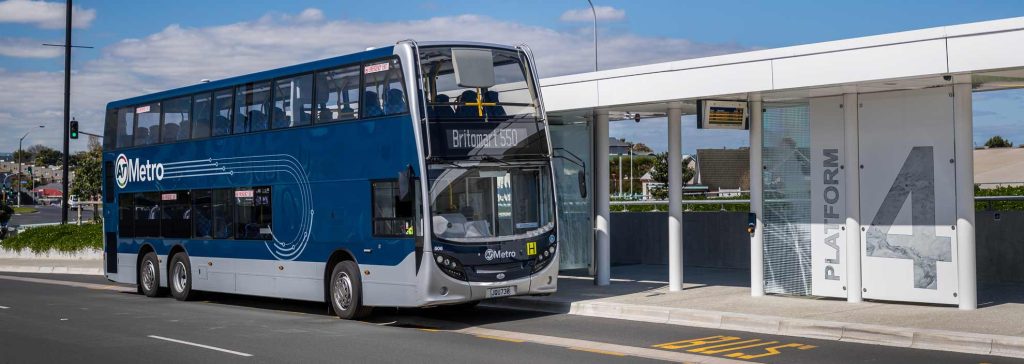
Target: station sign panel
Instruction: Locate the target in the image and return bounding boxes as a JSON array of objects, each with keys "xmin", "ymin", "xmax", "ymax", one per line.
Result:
[{"xmin": 697, "ymin": 100, "xmax": 749, "ymax": 130}]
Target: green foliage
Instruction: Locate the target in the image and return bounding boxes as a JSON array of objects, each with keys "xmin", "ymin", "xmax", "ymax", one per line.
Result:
[
  {"xmin": 27, "ymin": 145, "xmax": 62, "ymax": 166},
  {"xmin": 611, "ymin": 195, "xmax": 749, "ymax": 212},
  {"xmin": 0, "ymin": 223, "xmax": 102, "ymax": 254},
  {"xmin": 12, "ymin": 207, "xmax": 37, "ymax": 214},
  {"xmin": 11, "ymin": 149, "xmax": 32, "ymax": 163},
  {"xmin": 975, "ymin": 185, "xmax": 1024, "ymax": 211},
  {"xmin": 71, "ymin": 144, "xmax": 102, "ymax": 201},
  {"xmin": 649, "ymin": 152, "xmax": 695, "ymax": 199},
  {"xmin": 984, "ymin": 135, "xmax": 1013, "ymax": 148}
]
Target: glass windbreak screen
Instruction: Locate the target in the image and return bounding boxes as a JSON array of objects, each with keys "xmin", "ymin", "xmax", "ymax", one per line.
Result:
[
  {"xmin": 429, "ymin": 165, "xmax": 553, "ymax": 242},
  {"xmin": 419, "ymin": 47, "xmax": 537, "ymax": 122}
]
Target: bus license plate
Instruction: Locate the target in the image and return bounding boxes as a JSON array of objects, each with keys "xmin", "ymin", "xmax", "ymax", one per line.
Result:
[{"xmin": 486, "ymin": 286, "xmax": 516, "ymax": 298}]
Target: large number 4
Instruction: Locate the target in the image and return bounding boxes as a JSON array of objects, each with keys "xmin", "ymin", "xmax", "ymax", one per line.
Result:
[{"xmin": 864, "ymin": 146, "xmax": 951, "ymax": 290}]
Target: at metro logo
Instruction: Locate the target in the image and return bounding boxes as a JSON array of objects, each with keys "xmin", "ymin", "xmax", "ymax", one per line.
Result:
[{"xmin": 115, "ymin": 153, "xmax": 165, "ymax": 189}]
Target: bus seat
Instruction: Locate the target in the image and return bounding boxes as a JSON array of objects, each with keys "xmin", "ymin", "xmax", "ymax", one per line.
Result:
[
  {"xmin": 162, "ymin": 123, "xmax": 179, "ymax": 142},
  {"xmin": 249, "ymin": 110, "xmax": 267, "ymax": 131},
  {"xmin": 363, "ymin": 91, "xmax": 383, "ymax": 117},
  {"xmin": 484, "ymin": 91, "xmax": 507, "ymax": 117},
  {"xmin": 214, "ymin": 116, "xmax": 231, "ymax": 135},
  {"xmin": 385, "ymin": 88, "xmax": 406, "ymax": 115},
  {"xmin": 177, "ymin": 121, "xmax": 191, "ymax": 140},
  {"xmin": 430, "ymin": 94, "xmax": 455, "ymax": 119},
  {"xmin": 272, "ymin": 107, "xmax": 288, "ymax": 128},
  {"xmin": 135, "ymin": 128, "xmax": 149, "ymax": 144},
  {"xmin": 455, "ymin": 90, "xmax": 479, "ymax": 118},
  {"xmin": 148, "ymin": 125, "xmax": 161, "ymax": 144}
]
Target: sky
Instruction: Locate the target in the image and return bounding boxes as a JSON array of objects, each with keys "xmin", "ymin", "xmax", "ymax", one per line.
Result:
[{"xmin": 0, "ymin": 0, "xmax": 1023, "ymax": 154}]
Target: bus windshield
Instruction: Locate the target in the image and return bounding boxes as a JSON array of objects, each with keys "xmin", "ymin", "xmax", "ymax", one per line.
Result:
[
  {"xmin": 419, "ymin": 46, "xmax": 538, "ymax": 122},
  {"xmin": 429, "ymin": 164, "xmax": 553, "ymax": 242}
]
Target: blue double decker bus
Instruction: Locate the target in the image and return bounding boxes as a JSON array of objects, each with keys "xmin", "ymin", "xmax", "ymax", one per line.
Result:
[{"xmin": 101, "ymin": 41, "xmax": 561, "ymax": 319}]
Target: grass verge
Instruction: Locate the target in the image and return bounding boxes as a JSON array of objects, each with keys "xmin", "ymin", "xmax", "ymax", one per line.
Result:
[
  {"xmin": 0, "ymin": 223, "xmax": 102, "ymax": 254},
  {"xmin": 12, "ymin": 207, "xmax": 38, "ymax": 214}
]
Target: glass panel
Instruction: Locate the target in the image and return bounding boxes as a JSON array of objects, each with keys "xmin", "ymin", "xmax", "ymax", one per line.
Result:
[
  {"xmin": 315, "ymin": 65, "xmax": 360, "ymax": 123},
  {"xmin": 118, "ymin": 193, "xmax": 135, "ymax": 238},
  {"xmin": 363, "ymin": 58, "xmax": 406, "ymax": 117},
  {"xmin": 761, "ymin": 103, "xmax": 812, "ymax": 296},
  {"xmin": 212, "ymin": 89, "xmax": 233, "ymax": 136},
  {"xmin": 134, "ymin": 103, "xmax": 161, "ymax": 146},
  {"xmin": 429, "ymin": 165, "xmax": 553, "ymax": 242},
  {"xmin": 115, "ymin": 108, "xmax": 134, "ymax": 148},
  {"xmin": 161, "ymin": 96, "xmax": 191, "ymax": 143},
  {"xmin": 550, "ymin": 123, "xmax": 593, "ymax": 269},
  {"xmin": 272, "ymin": 74, "xmax": 313, "ymax": 129},
  {"xmin": 372, "ymin": 181, "xmax": 414, "ymax": 236},
  {"xmin": 192, "ymin": 93, "xmax": 212, "ymax": 139},
  {"xmin": 133, "ymin": 192, "xmax": 160, "ymax": 237},
  {"xmin": 104, "ymin": 109, "xmax": 117, "ymax": 150},
  {"xmin": 161, "ymin": 191, "xmax": 191, "ymax": 238},
  {"xmin": 192, "ymin": 189, "xmax": 213, "ymax": 239},
  {"xmin": 419, "ymin": 47, "xmax": 537, "ymax": 122},
  {"xmin": 234, "ymin": 82, "xmax": 272, "ymax": 134},
  {"xmin": 212, "ymin": 189, "xmax": 235, "ymax": 239},
  {"xmin": 235, "ymin": 186, "xmax": 272, "ymax": 240}
]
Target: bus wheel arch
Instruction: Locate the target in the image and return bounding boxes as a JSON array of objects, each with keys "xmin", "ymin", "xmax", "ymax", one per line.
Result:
[
  {"xmin": 167, "ymin": 245, "xmax": 196, "ymax": 301},
  {"xmin": 136, "ymin": 244, "xmax": 165, "ymax": 297},
  {"xmin": 323, "ymin": 249, "xmax": 356, "ymax": 301},
  {"xmin": 324, "ymin": 249, "xmax": 370, "ymax": 319}
]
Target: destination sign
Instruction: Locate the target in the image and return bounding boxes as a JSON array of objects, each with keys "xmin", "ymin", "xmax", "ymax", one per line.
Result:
[{"xmin": 429, "ymin": 121, "xmax": 547, "ymax": 159}]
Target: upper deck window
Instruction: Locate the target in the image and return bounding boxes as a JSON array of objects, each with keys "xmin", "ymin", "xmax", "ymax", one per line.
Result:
[
  {"xmin": 363, "ymin": 58, "xmax": 406, "ymax": 117},
  {"xmin": 115, "ymin": 107, "xmax": 134, "ymax": 148},
  {"xmin": 134, "ymin": 103, "xmax": 161, "ymax": 146},
  {"xmin": 419, "ymin": 47, "xmax": 536, "ymax": 122},
  {"xmin": 234, "ymin": 82, "xmax": 271, "ymax": 134},
  {"xmin": 162, "ymin": 96, "xmax": 191, "ymax": 143},
  {"xmin": 212, "ymin": 89, "xmax": 233, "ymax": 136},
  {"xmin": 272, "ymin": 74, "xmax": 313, "ymax": 129},
  {"xmin": 192, "ymin": 93, "xmax": 213, "ymax": 139},
  {"xmin": 315, "ymin": 65, "xmax": 361, "ymax": 123}
]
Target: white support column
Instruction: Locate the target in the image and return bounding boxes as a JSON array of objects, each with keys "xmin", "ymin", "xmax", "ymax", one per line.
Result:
[
  {"xmin": 953, "ymin": 83, "xmax": 977, "ymax": 310},
  {"xmin": 594, "ymin": 111, "xmax": 611, "ymax": 286},
  {"xmin": 749, "ymin": 100, "xmax": 764, "ymax": 297},
  {"xmin": 667, "ymin": 105, "xmax": 684, "ymax": 291},
  {"xmin": 843, "ymin": 93, "xmax": 863, "ymax": 303}
]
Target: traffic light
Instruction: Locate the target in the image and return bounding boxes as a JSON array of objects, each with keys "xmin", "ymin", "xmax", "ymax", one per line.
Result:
[{"xmin": 70, "ymin": 118, "xmax": 79, "ymax": 139}]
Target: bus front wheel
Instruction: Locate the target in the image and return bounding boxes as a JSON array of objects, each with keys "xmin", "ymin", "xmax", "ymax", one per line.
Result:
[{"xmin": 329, "ymin": 261, "xmax": 371, "ymax": 320}]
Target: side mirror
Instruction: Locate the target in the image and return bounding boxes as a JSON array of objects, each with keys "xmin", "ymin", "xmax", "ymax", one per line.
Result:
[
  {"xmin": 452, "ymin": 48, "xmax": 496, "ymax": 88},
  {"xmin": 577, "ymin": 172, "xmax": 587, "ymax": 199},
  {"xmin": 398, "ymin": 165, "xmax": 415, "ymax": 203}
]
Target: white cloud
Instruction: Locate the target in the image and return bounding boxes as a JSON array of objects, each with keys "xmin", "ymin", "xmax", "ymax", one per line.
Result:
[
  {"xmin": 0, "ymin": 37, "xmax": 63, "ymax": 58},
  {"xmin": 560, "ymin": 6, "xmax": 625, "ymax": 22},
  {"xmin": 0, "ymin": 0, "xmax": 97, "ymax": 29},
  {"xmin": 0, "ymin": 10, "xmax": 747, "ymax": 153}
]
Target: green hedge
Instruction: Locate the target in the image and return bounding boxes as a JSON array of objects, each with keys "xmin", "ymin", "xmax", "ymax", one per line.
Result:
[
  {"xmin": 611, "ymin": 195, "xmax": 750, "ymax": 212},
  {"xmin": 975, "ymin": 185, "xmax": 1024, "ymax": 211},
  {"xmin": 1, "ymin": 223, "xmax": 102, "ymax": 254}
]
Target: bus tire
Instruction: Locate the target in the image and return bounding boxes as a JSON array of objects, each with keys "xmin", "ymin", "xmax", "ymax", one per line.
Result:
[
  {"xmin": 169, "ymin": 253, "xmax": 196, "ymax": 301},
  {"xmin": 138, "ymin": 252, "xmax": 165, "ymax": 297},
  {"xmin": 329, "ymin": 260, "xmax": 371, "ymax": 320}
]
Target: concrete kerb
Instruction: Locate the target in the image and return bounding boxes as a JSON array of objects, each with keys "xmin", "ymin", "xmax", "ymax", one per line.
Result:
[{"xmin": 486, "ymin": 298, "xmax": 1024, "ymax": 359}]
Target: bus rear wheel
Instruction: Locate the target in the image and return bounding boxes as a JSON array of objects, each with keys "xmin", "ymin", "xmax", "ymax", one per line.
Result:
[
  {"xmin": 138, "ymin": 252, "xmax": 165, "ymax": 297},
  {"xmin": 169, "ymin": 253, "xmax": 197, "ymax": 301},
  {"xmin": 329, "ymin": 261, "xmax": 371, "ymax": 320}
]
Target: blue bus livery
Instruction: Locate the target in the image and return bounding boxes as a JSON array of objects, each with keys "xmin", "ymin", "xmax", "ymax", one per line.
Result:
[{"xmin": 101, "ymin": 41, "xmax": 562, "ymax": 319}]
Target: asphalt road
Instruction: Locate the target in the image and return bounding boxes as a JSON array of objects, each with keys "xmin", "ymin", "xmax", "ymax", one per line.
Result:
[
  {"xmin": 0, "ymin": 272, "xmax": 1020, "ymax": 364},
  {"xmin": 8, "ymin": 205, "xmax": 95, "ymax": 226}
]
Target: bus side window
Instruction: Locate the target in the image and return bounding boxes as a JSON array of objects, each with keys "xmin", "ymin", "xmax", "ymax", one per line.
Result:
[
  {"xmin": 162, "ymin": 96, "xmax": 191, "ymax": 143},
  {"xmin": 272, "ymin": 74, "xmax": 313, "ymax": 129},
  {"xmin": 118, "ymin": 193, "xmax": 135, "ymax": 238},
  {"xmin": 116, "ymin": 107, "xmax": 134, "ymax": 148},
  {"xmin": 104, "ymin": 109, "xmax": 118, "ymax": 150},
  {"xmin": 192, "ymin": 93, "xmax": 213, "ymax": 139},
  {"xmin": 212, "ymin": 89, "xmax": 233, "ymax": 136},
  {"xmin": 363, "ymin": 58, "xmax": 407, "ymax": 117},
  {"xmin": 371, "ymin": 180, "xmax": 414, "ymax": 237},
  {"xmin": 235, "ymin": 186, "xmax": 272, "ymax": 240},
  {"xmin": 315, "ymin": 65, "xmax": 360, "ymax": 123}
]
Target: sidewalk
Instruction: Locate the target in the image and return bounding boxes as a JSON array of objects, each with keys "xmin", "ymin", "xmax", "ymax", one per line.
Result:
[{"xmin": 489, "ymin": 264, "xmax": 1024, "ymax": 358}]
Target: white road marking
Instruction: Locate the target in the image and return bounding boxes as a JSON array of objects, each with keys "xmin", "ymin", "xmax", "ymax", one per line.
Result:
[
  {"xmin": 0, "ymin": 305, "xmax": 10, "ymax": 309},
  {"xmin": 148, "ymin": 335, "xmax": 253, "ymax": 357}
]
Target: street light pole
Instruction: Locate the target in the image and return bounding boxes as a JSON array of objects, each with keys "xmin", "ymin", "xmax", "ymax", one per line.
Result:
[
  {"xmin": 15, "ymin": 126, "xmax": 44, "ymax": 207},
  {"xmin": 60, "ymin": 0, "xmax": 72, "ymax": 224},
  {"xmin": 586, "ymin": 0, "xmax": 598, "ymax": 72}
]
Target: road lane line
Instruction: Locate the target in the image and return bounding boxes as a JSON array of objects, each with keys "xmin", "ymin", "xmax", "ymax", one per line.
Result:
[
  {"xmin": 0, "ymin": 305, "xmax": 10, "ymax": 309},
  {"xmin": 570, "ymin": 347, "xmax": 627, "ymax": 357},
  {"xmin": 456, "ymin": 327, "xmax": 755, "ymax": 364},
  {"xmin": 0, "ymin": 275, "xmax": 131, "ymax": 292},
  {"xmin": 474, "ymin": 334, "xmax": 526, "ymax": 343},
  {"xmin": 147, "ymin": 335, "xmax": 253, "ymax": 357}
]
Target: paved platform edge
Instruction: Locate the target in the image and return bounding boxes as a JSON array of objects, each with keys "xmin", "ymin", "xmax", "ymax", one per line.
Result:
[
  {"xmin": 0, "ymin": 265, "xmax": 103, "ymax": 275},
  {"xmin": 483, "ymin": 298, "xmax": 1024, "ymax": 359}
]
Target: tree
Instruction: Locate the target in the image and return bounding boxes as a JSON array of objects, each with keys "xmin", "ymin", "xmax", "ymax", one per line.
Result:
[
  {"xmin": 632, "ymin": 143, "xmax": 653, "ymax": 154},
  {"xmin": 985, "ymin": 136, "xmax": 1013, "ymax": 148},
  {"xmin": 649, "ymin": 152, "xmax": 695, "ymax": 199},
  {"xmin": 71, "ymin": 143, "xmax": 103, "ymax": 222},
  {"xmin": 28, "ymin": 145, "xmax": 63, "ymax": 166},
  {"xmin": 11, "ymin": 149, "xmax": 33, "ymax": 163}
]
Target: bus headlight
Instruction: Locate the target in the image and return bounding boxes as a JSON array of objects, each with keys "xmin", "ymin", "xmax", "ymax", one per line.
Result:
[{"xmin": 433, "ymin": 253, "xmax": 466, "ymax": 280}]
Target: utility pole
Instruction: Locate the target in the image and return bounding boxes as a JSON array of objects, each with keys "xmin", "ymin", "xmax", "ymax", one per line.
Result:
[{"xmin": 60, "ymin": 0, "xmax": 72, "ymax": 224}]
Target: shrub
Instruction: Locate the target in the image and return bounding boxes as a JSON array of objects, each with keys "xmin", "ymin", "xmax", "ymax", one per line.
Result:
[{"xmin": 1, "ymin": 223, "xmax": 102, "ymax": 254}]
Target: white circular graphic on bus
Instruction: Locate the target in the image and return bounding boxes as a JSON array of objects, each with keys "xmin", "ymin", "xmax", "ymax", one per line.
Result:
[{"xmin": 115, "ymin": 154, "xmax": 129, "ymax": 188}]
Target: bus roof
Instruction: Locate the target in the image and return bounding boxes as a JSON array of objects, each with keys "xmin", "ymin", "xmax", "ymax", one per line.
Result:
[{"xmin": 106, "ymin": 45, "xmax": 396, "ymax": 110}]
